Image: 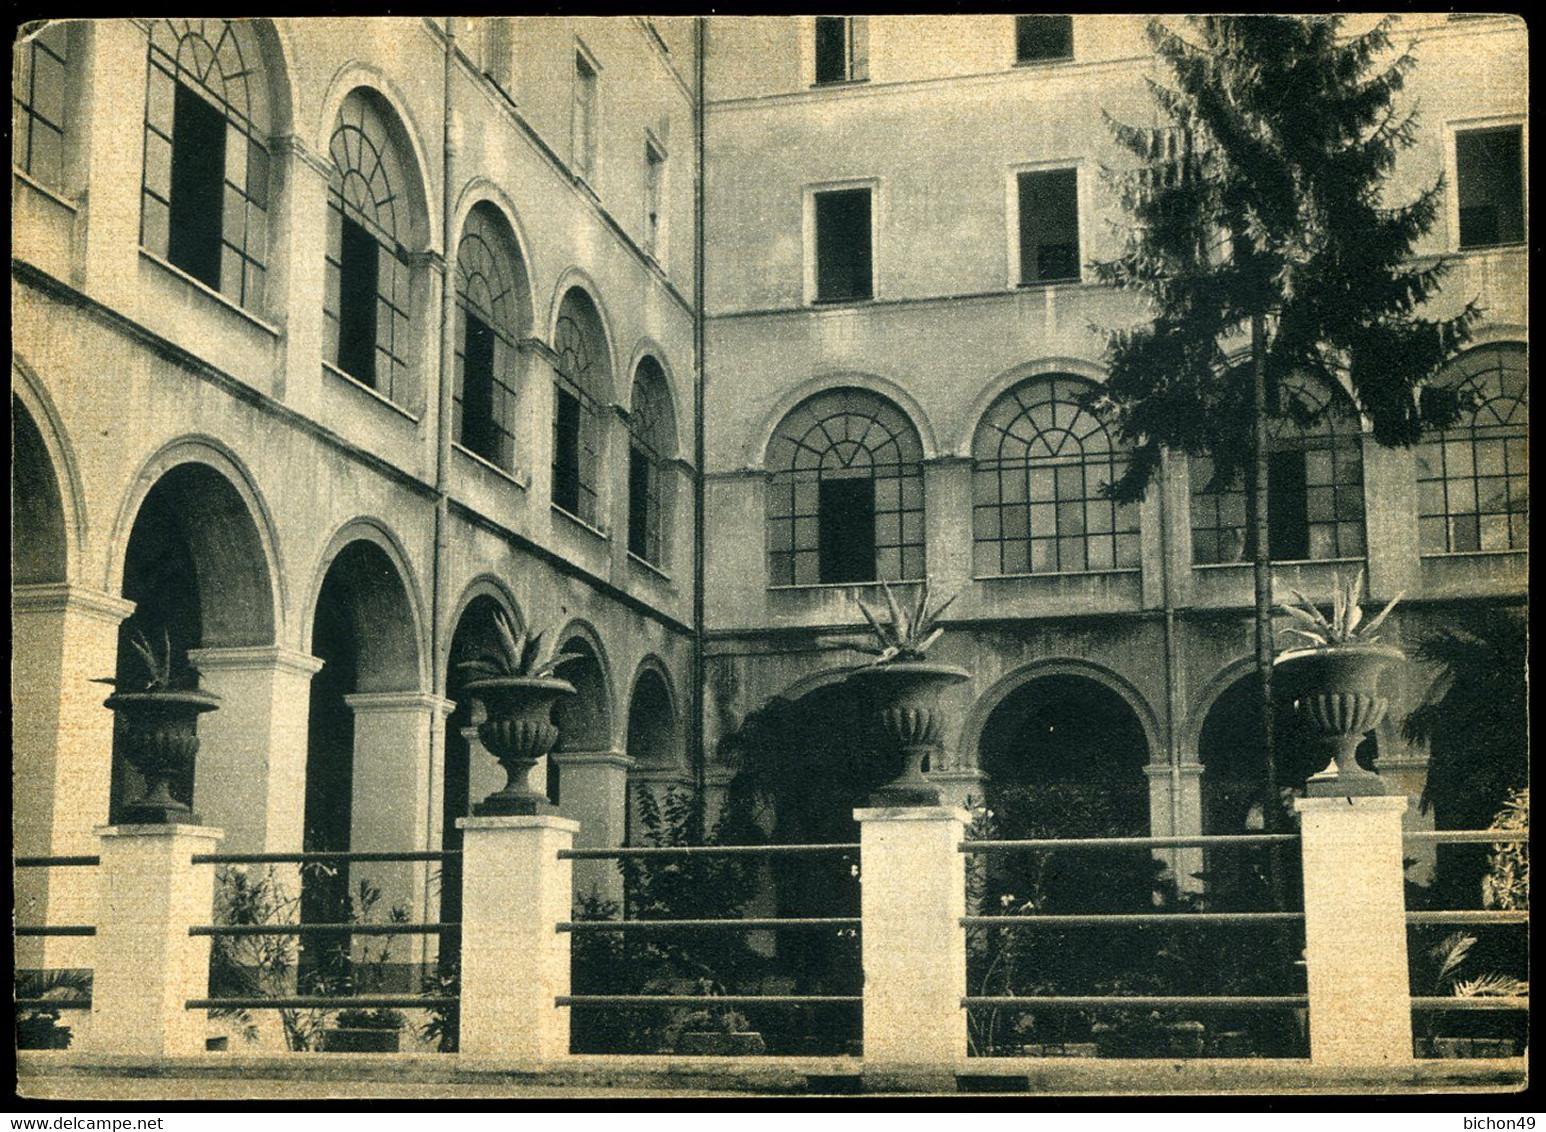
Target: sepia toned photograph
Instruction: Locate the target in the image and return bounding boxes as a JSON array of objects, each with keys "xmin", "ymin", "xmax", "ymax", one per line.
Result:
[{"xmin": 11, "ymin": 13, "xmax": 1527, "ymax": 1107}]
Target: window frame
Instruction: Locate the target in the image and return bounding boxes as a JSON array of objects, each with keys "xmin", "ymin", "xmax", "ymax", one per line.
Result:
[
  {"xmin": 1446, "ymin": 115, "xmax": 1527, "ymax": 253},
  {"xmin": 572, "ymin": 40, "xmax": 602, "ymax": 186},
  {"xmin": 1006, "ymin": 158, "xmax": 1087, "ymax": 289},
  {"xmin": 643, "ymin": 131, "xmax": 667, "ymax": 262},
  {"xmin": 453, "ymin": 204, "xmax": 527, "ymax": 473},
  {"xmin": 804, "ymin": 177, "xmax": 880, "ymax": 306},
  {"xmin": 1012, "ymin": 15, "xmax": 1075, "ymax": 67},
  {"xmin": 550, "ymin": 292, "xmax": 611, "ymax": 530},
  {"xmin": 626, "ymin": 358, "xmax": 676, "ymax": 570},
  {"xmin": 12, "ymin": 21, "xmax": 74, "ymax": 197},
  {"xmin": 809, "ymin": 16, "xmax": 870, "ymax": 87}
]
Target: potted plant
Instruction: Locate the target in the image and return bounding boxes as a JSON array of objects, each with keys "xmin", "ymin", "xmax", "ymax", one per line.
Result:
[
  {"xmin": 836, "ymin": 579, "xmax": 968, "ymax": 806},
  {"xmin": 93, "ymin": 622, "xmax": 219, "ymax": 823},
  {"xmin": 455, "ymin": 609, "xmax": 583, "ymax": 816},
  {"xmin": 667, "ymin": 989, "xmax": 766, "ymax": 1056},
  {"xmin": 1273, "ymin": 569, "xmax": 1403, "ymax": 797},
  {"xmin": 322, "ymin": 1007, "xmax": 405, "ymax": 1053},
  {"xmin": 14, "ymin": 969, "xmax": 91, "ymax": 1050}
]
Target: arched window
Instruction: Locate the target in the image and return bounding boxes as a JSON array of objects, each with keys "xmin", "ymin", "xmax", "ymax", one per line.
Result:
[
  {"xmin": 140, "ymin": 20, "xmax": 272, "ymax": 307},
  {"xmin": 13, "ymin": 22, "xmax": 71, "ymax": 192},
  {"xmin": 1417, "ymin": 343, "xmax": 1528, "ymax": 553},
  {"xmin": 1191, "ymin": 373, "xmax": 1365, "ymax": 564},
  {"xmin": 551, "ymin": 289, "xmax": 610, "ymax": 526},
  {"xmin": 454, "ymin": 203, "xmax": 529, "ymax": 471},
  {"xmin": 766, "ymin": 388, "xmax": 924, "ymax": 586},
  {"xmin": 971, "ymin": 375, "xmax": 1139, "ymax": 576},
  {"xmin": 628, "ymin": 358, "xmax": 677, "ymax": 567},
  {"xmin": 325, "ymin": 89, "xmax": 415, "ymax": 403}
]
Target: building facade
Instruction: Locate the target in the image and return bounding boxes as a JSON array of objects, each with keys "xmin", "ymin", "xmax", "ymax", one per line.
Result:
[{"xmin": 12, "ymin": 15, "xmax": 1528, "ymax": 986}]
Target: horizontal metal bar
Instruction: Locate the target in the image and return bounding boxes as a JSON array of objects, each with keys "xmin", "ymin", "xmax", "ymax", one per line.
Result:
[
  {"xmin": 14, "ymin": 925, "xmax": 96, "ymax": 937},
  {"xmin": 961, "ymin": 835, "xmax": 1299, "ymax": 853},
  {"xmin": 963, "ymin": 913, "xmax": 1302, "ymax": 928},
  {"xmin": 557, "ymin": 995, "xmax": 861, "ymax": 1007},
  {"xmin": 185, "ymin": 997, "xmax": 457, "ymax": 1010},
  {"xmin": 963, "ymin": 996, "xmax": 1308, "ymax": 1010},
  {"xmin": 1406, "ymin": 911, "xmax": 1529, "ymax": 925},
  {"xmin": 15, "ymin": 998, "xmax": 91, "ymax": 1010},
  {"xmin": 190, "ymin": 923, "xmax": 454, "ymax": 936},
  {"xmin": 192, "ymin": 851, "xmax": 460, "ymax": 865},
  {"xmin": 559, "ymin": 918, "xmax": 860, "ymax": 933},
  {"xmin": 1403, "ymin": 830, "xmax": 1529, "ymax": 845},
  {"xmin": 1410, "ymin": 997, "xmax": 1529, "ymax": 1012},
  {"xmin": 14, "ymin": 855, "xmax": 100, "ymax": 868},
  {"xmin": 559, "ymin": 844, "xmax": 859, "ymax": 860}
]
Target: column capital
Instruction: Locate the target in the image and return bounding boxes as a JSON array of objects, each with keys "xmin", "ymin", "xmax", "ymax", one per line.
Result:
[
  {"xmin": 188, "ymin": 645, "xmax": 324, "ymax": 678},
  {"xmin": 94, "ymin": 822, "xmax": 224, "ymax": 843},
  {"xmin": 345, "ymin": 690, "xmax": 456, "ymax": 716},
  {"xmin": 1145, "ymin": 761, "xmax": 1205, "ymax": 779},
  {"xmin": 271, "ymin": 133, "xmax": 333, "ymax": 179},
  {"xmin": 1295, "ymin": 794, "xmax": 1409, "ymax": 816},
  {"xmin": 855, "ymin": 805, "xmax": 971, "ymax": 825},
  {"xmin": 458, "ymin": 814, "xmax": 581, "ymax": 835},
  {"xmin": 12, "ymin": 583, "xmax": 135, "ymax": 625},
  {"xmin": 550, "ymin": 750, "xmax": 636, "ymax": 771}
]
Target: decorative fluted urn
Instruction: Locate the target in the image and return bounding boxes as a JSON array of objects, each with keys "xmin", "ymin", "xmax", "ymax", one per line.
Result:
[
  {"xmin": 847, "ymin": 661, "xmax": 971, "ymax": 806},
  {"xmin": 104, "ymin": 689, "xmax": 221, "ymax": 823},
  {"xmin": 1274, "ymin": 644, "xmax": 1405, "ymax": 797},
  {"xmin": 463, "ymin": 676, "xmax": 576, "ymax": 815}
]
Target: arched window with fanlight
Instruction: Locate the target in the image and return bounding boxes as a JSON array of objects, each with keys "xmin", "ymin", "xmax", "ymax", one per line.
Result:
[
  {"xmin": 325, "ymin": 89, "xmax": 417, "ymax": 404},
  {"xmin": 1191, "ymin": 372, "xmax": 1366, "ymax": 564},
  {"xmin": 1417, "ymin": 343, "xmax": 1528, "ymax": 554},
  {"xmin": 971, "ymin": 375, "xmax": 1140, "ymax": 576},
  {"xmin": 140, "ymin": 19, "xmax": 273, "ymax": 308},
  {"xmin": 766, "ymin": 388, "xmax": 925, "ymax": 586},
  {"xmin": 628, "ymin": 357, "xmax": 678, "ymax": 567},
  {"xmin": 454, "ymin": 203, "xmax": 530, "ymax": 471},
  {"xmin": 551, "ymin": 288, "xmax": 611, "ymax": 526}
]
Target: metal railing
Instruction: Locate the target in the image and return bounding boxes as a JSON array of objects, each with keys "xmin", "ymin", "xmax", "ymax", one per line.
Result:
[{"xmin": 14, "ymin": 856, "xmax": 98, "ymax": 1009}]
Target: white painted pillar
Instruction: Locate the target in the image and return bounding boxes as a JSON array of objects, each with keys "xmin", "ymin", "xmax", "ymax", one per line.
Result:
[
  {"xmin": 189, "ymin": 646, "xmax": 324, "ymax": 855},
  {"xmin": 1295, "ymin": 794, "xmax": 1413, "ymax": 1065},
  {"xmin": 88, "ymin": 822, "xmax": 222, "ymax": 1056},
  {"xmin": 552, "ymin": 750, "xmax": 634, "ymax": 907},
  {"xmin": 13, "ymin": 584, "xmax": 133, "ymax": 970},
  {"xmin": 856, "ymin": 805, "xmax": 969, "ymax": 1069},
  {"xmin": 1146, "ymin": 761, "xmax": 1206, "ymax": 892},
  {"xmin": 457, "ymin": 814, "xmax": 578, "ymax": 1060}
]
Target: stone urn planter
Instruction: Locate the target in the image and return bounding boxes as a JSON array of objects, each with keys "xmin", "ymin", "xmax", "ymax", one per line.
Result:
[
  {"xmin": 463, "ymin": 676, "xmax": 575, "ymax": 815},
  {"xmin": 847, "ymin": 661, "xmax": 970, "ymax": 806},
  {"xmin": 1274, "ymin": 644, "xmax": 1404, "ymax": 797},
  {"xmin": 104, "ymin": 689, "xmax": 221, "ymax": 823}
]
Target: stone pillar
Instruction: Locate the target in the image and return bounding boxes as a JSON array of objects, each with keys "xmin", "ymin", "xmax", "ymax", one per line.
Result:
[
  {"xmin": 88, "ymin": 822, "xmax": 222, "ymax": 1056},
  {"xmin": 269, "ymin": 136, "xmax": 335, "ymax": 413},
  {"xmin": 856, "ymin": 806, "xmax": 969, "ymax": 1073},
  {"xmin": 457, "ymin": 814, "xmax": 578, "ymax": 1059},
  {"xmin": 188, "ymin": 646, "xmax": 324, "ymax": 855},
  {"xmin": 77, "ymin": 19, "xmax": 149, "ymax": 306},
  {"xmin": 1295, "ymin": 794, "xmax": 1413, "ymax": 1066},
  {"xmin": 552, "ymin": 750, "xmax": 634, "ymax": 907},
  {"xmin": 1377, "ymin": 752, "xmax": 1435, "ymax": 886},
  {"xmin": 1145, "ymin": 761, "xmax": 1206, "ymax": 892},
  {"xmin": 13, "ymin": 584, "xmax": 134, "ymax": 970},
  {"xmin": 922, "ymin": 457, "xmax": 973, "ymax": 599}
]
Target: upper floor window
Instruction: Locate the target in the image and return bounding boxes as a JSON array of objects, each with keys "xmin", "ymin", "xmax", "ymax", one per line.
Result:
[
  {"xmin": 1417, "ymin": 343, "xmax": 1528, "ymax": 554},
  {"xmin": 813, "ymin": 186, "xmax": 873, "ymax": 303},
  {"xmin": 814, "ymin": 17, "xmax": 869, "ymax": 85},
  {"xmin": 324, "ymin": 90, "xmax": 417, "ymax": 402},
  {"xmin": 1191, "ymin": 373, "xmax": 1365, "ymax": 565},
  {"xmin": 1016, "ymin": 15, "xmax": 1073, "ymax": 64},
  {"xmin": 574, "ymin": 49, "xmax": 599, "ymax": 182},
  {"xmin": 12, "ymin": 22, "xmax": 70, "ymax": 192},
  {"xmin": 552, "ymin": 288, "xmax": 611, "ymax": 527},
  {"xmin": 644, "ymin": 137, "xmax": 666, "ymax": 257},
  {"xmin": 483, "ymin": 17, "xmax": 515, "ymax": 97},
  {"xmin": 141, "ymin": 20, "xmax": 272, "ymax": 308},
  {"xmin": 628, "ymin": 357, "xmax": 678, "ymax": 567},
  {"xmin": 973, "ymin": 375, "xmax": 1140, "ymax": 576},
  {"xmin": 766, "ymin": 388, "xmax": 924, "ymax": 586},
  {"xmin": 455, "ymin": 203, "xmax": 531, "ymax": 472},
  {"xmin": 1017, "ymin": 167, "xmax": 1080, "ymax": 285},
  {"xmin": 1456, "ymin": 125, "xmax": 1525, "ymax": 249}
]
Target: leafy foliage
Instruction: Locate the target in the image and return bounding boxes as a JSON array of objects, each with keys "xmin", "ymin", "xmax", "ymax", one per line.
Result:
[
  {"xmin": 834, "ymin": 578, "xmax": 958, "ymax": 665},
  {"xmin": 1483, "ymin": 788, "xmax": 1529, "ymax": 912},
  {"xmin": 1276, "ymin": 567, "xmax": 1402, "ymax": 648},
  {"xmin": 453, "ymin": 606, "xmax": 586, "ymax": 681},
  {"xmin": 14, "ymin": 969, "xmax": 92, "ymax": 1050},
  {"xmin": 91, "ymin": 620, "xmax": 174, "ymax": 692}
]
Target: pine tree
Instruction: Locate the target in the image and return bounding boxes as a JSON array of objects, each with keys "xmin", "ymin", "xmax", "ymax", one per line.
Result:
[{"xmin": 1089, "ymin": 16, "xmax": 1479, "ymax": 852}]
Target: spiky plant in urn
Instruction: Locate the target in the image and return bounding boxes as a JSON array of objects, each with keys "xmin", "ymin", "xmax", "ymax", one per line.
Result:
[
  {"xmin": 456, "ymin": 608, "xmax": 583, "ymax": 815},
  {"xmin": 93, "ymin": 623, "xmax": 220, "ymax": 823},
  {"xmin": 1274, "ymin": 569, "xmax": 1404, "ymax": 796},
  {"xmin": 839, "ymin": 580, "xmax": 968, "ymax": 807}
]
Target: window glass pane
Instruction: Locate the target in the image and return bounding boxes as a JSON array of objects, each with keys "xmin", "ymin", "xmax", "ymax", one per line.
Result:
[
  {"xmin": 814, "ymin": 17, "xmax": 848, "ymax": 83},
  {"xmin": 337, "ymin": 216, "xmax": 381, "ymax": 385},
  {"xmin": 166, "ymin": 81, "xmax": 227, "ymax": 288},
  {"xmin": 1456, "ymin": 126, "xmax": 1524, "ymax": 248},
  {"xmin": 814, "ymin": 188, "xmax": 873, "ymax": 301},
  {"xmin": 1019, "ymin": 168, "xmax": 1080, "ymax": 283},
  {"xmin": 1016, "ymin": 15, "xmax": 1073, "ymax": 62}
]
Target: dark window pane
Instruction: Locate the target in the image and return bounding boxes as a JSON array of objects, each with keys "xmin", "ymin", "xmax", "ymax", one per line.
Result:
[
  {"xmin": 815, "ymin": 188, "xmax": 872, "ymax": 301},
  {"xmin": 462, "ymin": 313, "xmax": 497, "ymax": 461},
  {"xmin": 1267, "ymin": 450, "xmax": 1310, "ymax": 560},
  {"xmin": 818, "ymin": 477, "xmax": 876, "ymax": 583},
  {"xmin": 337, "ymin": 216, "xmax": 381, "ymax": 386},
  {"xmin": 166, "ymin": 83, "xmax": 226, "ymax": 289},
  {"xmin": 629, "ymin": 446, "xmax": 652, "ymax": 559},
  {"xmin": 815, "ymin": 17, "xmax": 848, "ymax": 84},
  {"xmin": 1016, "ymin": 15, "xmax": 1073, "ymax": 63},
  {"xmin": 554, "ymin": 387, "xmax": 583, "ymax": 515},
  {"xmin": 1019, "ymin": 168, "xmax": 1080, "ymax": 283},
  {"xmin": 1457, "ymin": 126, "xmax": 1524, "ymax": 248}
]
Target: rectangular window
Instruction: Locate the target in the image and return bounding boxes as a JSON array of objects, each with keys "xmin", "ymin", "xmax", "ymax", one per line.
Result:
[
  {"xmin": 628, "ymin": 446, "xmax": 653, "ymax": 560},
  {"xmin": 337, "ymin": 217, "xmax": 380, "ymax": 387},
  {"xmin": 644, "ymin": 139, "xmax": 665, "ymax": 255},
  {"xmin": 484, "ymin": 17, "xmax": 515, "ymax": 95},
  {"xmin": 1456, "ymin": 125, "xmax": 1524, "ymax": 249},
  {"xmin": 1019, "ymin": 168, "xmax": 1080, "ymax": 284},
  {"xmin": 818, "ymin": 477, "xmax": 877, "ymax": 583},
  {"xmin": 574, "ymin": 51, "xmax": 598, "ymax": 181},
  {"xmin": 814, "ymin": 16, "xmax": 868, "ymax": 85},
  {"xmin": 553, "ymin": 386, "xmax": 583, "ymax": 515},
  {"xmin": 1016, "ymin": 16, "xmax": 1073, "ymax": 64},
  {"xmin": 13, "ymin": 23, "xmax": 69, "ymax": 190},
  {"xmin": 166, "ymin": 82, "xmax": 226, "ymax": 290},
  {"xmin": 814, "ymin": 187, "xmax": 873, "ymax": 303},
  {"xmin": 461, "ymin": 313, "xmax": 498, "ymax": 461}
]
